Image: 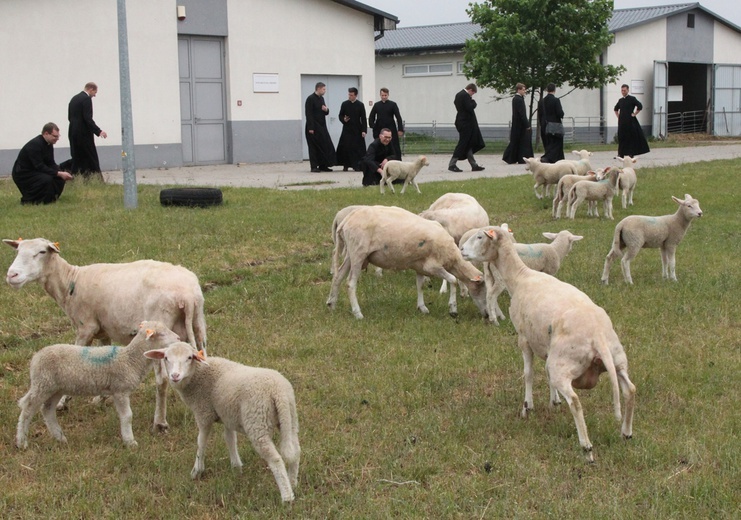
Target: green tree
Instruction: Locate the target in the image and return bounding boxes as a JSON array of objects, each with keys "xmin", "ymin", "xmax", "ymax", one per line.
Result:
[{"xmin": 464, "ymin": 0, "xmax": 625, "ymax": 125}]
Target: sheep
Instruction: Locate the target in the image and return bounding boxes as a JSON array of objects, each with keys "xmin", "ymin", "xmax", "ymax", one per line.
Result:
[
  {"xmin": 552, "ymin": 167, "xmax": 609, "ymax": 219},
  {"xmin": 419, "ymin": 193, "xmax": 490, "ymax": 294},
  {"xmin": 524, "ymin": 157, "xmax": 577, "ymax": 199},
  {"xmin": 460, "ymin": 226, "xmax": 636, "ymax": 461},
  {"xmin": 567, "ymin": 167, "xmax": 620, "ymax": 219},
  {"xmin": 16, "ymin": 321, "xmax": 182, "ymax": 450},
  {"xmin": 3, "ymin": 237, "xmax": 207, "ymax": 425},
  {"xmin": 326, "ymin": 205, "xmax": 487, "ymax": 319},
  {"xmin": 601, "ymin": 194, "xmax": 703, "ymax": 285},
  {"xmin": 144, "ymin": 342, "xmax": 300, "ymax": 503},
  {"xmin": 555, "ymin": 149, "xmax": 594, "ymax": 175},
  {"xmin": 614, "ymin": 156, "xmax": 638, "ymax": 208},
  {"xmin": 380, "ymin": 155, "xmax": 429, "ymax": 194}
]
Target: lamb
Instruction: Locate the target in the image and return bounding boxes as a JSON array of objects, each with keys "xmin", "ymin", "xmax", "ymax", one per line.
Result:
[
  {"xmin": 567, "ymin": 167, "xmax": 620, "ymax": 219},
  {"xmin": 460, "ymin": 226, "xmax": 636, "ymax": 461},
  {"xmin": 16, "ymin": 321, "xmax": 182, "ymax": 449},
  {"xmin": 3, "ymin": 237, "xmax": 207, "ymax": 426},
  {"xmin": 327, "ymin": 205, "xmax": 487, "ymax": 319},
  {"xmin": 380, "ymin": 155, "xmax": 429, "ymax": 194},
  {"xmin": 144, "ymin": 342, "xmax": 300, "ymax": 503},
  {"xmin": 524, "ymin": 157, "xmax": 577, "ymax": 199},
  {"xmin": 552, "ymin": 167, "xmax": 609, "ymax": 219},
  {"xmin": 614, "ymin": 156, "xmax": 638, "ymax": 208},
  {"xmin": 419, "ymin": 193, "xmax": 490, "ymax": 294},
  {"xmin": 601, "ymin": 194, "xmax": 703, "ymax": 285},
  {"xmin": 555, "ymin": 149, "xmax": 594, "ymax": 175}
]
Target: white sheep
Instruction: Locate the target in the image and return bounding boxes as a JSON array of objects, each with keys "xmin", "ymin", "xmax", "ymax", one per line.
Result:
[
  {"xmin": 4, "ymin": 237, "xmax": 207, "ymax": 424},
  {"xmin": 16, "ymin": 321, "xmax": 182, "ymax": 449},
  {"xmin": 552, "ymin": 167, "xmax": 609, "ymax": 219},
  {"xmin": 380, "ymin": 155, "xmax": 429, "ymax": 194},
  {"xmin": 567, "ymin": 167, "xmax": 620, "ymax": 219},
  {"xmin": 461, "ymin": 226, "xmax": 636, "ymax": 461},
  {"xmin": 419, "ymin": 193, "xmax": 490, "ymax": 294},
  {"xmin": 555, "ymin": 149, "xmax": 594, "ymax": 175},
  {"xmin": 327, "ymin": 205, "xmax": 487, "ymax": 319},
  {"xmin": 601, "ymin": 194, "xmax": 703, "ymax": 284},
  {"xmin": 144, "ymin": 342, "xmax": 300, "ymax": 503},
  {"xmin": 614, "ymin": 156, "xmax": 638, "ymax": 208},
  {"xmin": 524, "ymin": 157, "xmax": 577, "ymax": 199}
]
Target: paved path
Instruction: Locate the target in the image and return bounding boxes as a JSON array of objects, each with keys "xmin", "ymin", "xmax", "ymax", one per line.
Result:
[{"xmin": 103, "ymin": 143, "xmax": 741, "ymax": 190}]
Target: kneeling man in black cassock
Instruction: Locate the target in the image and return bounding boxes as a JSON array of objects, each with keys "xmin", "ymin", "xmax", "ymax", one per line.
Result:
[{"xmin": 361, "ymin": 128, "xmax": 398, "ymax": 186}]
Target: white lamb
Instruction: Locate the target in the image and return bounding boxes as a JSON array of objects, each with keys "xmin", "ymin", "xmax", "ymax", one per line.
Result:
[
  {"xmin": 461, "ymin": 227, "xmax": 636, "ymax": 461},
  {"xmin": 614, "ymin": 156, "xmax": 638, "ymax": 208},
  {"xmin": 601, "ymin": 194, "xmax": 703, "ymax": 284},
  {"xmin": 555, "ymin": 149, "xmax": 594, "ymax": 175},
  {"xmin": 419, "ymin": 193, "xmax": 490, "ymax": 294},
  {"xmin": 524, "ymin": 157, "xmax": 577, "ymax": 199},
  {"xmin": 144, "ymin": 342, "xmax": 300, "ymax": 503},
  {"xmin": 552, "ymin": 167, "xmax": 609, "ymax": 219},
  {"xmin": 567, "ymin": 167, "xmax": 620, "ymax": 219},
  {"xmin": 380, "ymin": 155, "xmax": 429, "ymax": 194},
  {"xmin": 4, "ymin": 237, "xmax": 207, "ymax": 425},
  {"xmin": 16, "ymin": 321, "xmax": 182, "ymax": 449},
  {"xmin": 327, "ymin": 205, "xmax": 487, "ymax": 319}
]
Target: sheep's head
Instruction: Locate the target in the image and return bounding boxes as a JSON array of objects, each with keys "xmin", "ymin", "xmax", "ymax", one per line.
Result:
[
  {"xmin": 672, "ymin": 194, "xmax": 703, "ymax": 219},
  {"xmin": 144, "ymin": 342, "xmax": 208, "ymax": 385},
  {"xmin": 4, "ymin": 238, "xmax": 61, "ymax": 289}
]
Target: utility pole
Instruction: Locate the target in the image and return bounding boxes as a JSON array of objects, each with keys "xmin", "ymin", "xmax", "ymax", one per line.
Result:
[{"xmin": 117, "ymin": 0, "xmax": 137, "ymax": 208}]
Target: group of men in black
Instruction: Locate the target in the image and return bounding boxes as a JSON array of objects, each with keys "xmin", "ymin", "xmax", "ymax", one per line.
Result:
[{"xmin": 11, "ymin": 82, "xmax": 107, "ymax": 204}]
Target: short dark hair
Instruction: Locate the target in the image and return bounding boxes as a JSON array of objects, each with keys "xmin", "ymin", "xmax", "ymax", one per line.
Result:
[
  {"xmin": 621, "ymin": 84, "xmax": 629, "ymax": 90},
  {"xmin": 315, "ymin": 82, "xmax": 326, "ymax": 90},
  {"xmin": 348, "ymin": 87, "xmax": 358, "ymax": 95},
  {"xmin": 465, "ymin": 83, "xmax": 478, "ymax": 92},
  {"xmin": 84, "ymin": 82, "xmax": 98, "ymax": 91},
  {"xmin": 379, "ymin": 128, "xmax": 392, "ymax": 135},
  {"xmin": 42, "ymin": 122, "xmax": 59, "ymax": 135},
  {"xmin": 547, "ymin": 83, "xmax": 556, "ymax": 93},
  {"xmin": 380, "ymin": 87, "xmax": 389, "ymax": 94}
]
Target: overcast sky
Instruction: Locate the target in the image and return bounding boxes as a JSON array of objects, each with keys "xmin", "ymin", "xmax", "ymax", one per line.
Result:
[{"xmin": 365, "ymin": 1, "xmax": 741, "ymax": 28}]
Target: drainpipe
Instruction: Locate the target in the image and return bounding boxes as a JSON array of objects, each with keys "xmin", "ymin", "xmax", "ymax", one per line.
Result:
[{"xmin": 599, "ymin": 52, "xmax": 606, "ymax": 144}]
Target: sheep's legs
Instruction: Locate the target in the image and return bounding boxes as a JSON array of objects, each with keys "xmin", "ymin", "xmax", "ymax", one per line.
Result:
[
  {"xmin": 41, "ymin": 391, "xmax": 67, "ymax": 444},
  {"xmin": 112, "ymin": 393, "xmax": 137, "ymax": 447},
  {"xmin": 520, "ymin": 341, "xmax": 535, "ymax": 418},
  {"xmin": 620, "ymin": 248, "xmax": 639, "ymax": 284},
  {"xmin": 252, "ymin": 435, "xmax": 295, "ymax": 503},
  {"xmin": 224, "ymin": 428, "xmax": 243, "ymax": 471},
  {"xmin": 191, "ymin": 421, "xmax": 213, "ymax": 479},
  {"xmin": 280, "ymin": 435, "xmax": 301, "ymax": 490},
  {"xmin": 152, "ymin": 361, "xmax": 169, "ymax": 433},
  {"xmin": 618, "ymin": 369, "xmax": 636, "ymax": 439},
  {"xmin": 326, "ymin": 255, "xmax": 350, "ymax": 310},
  {"xmin": 662, "ymin": 246, "xmax": 678, "ymax": 281},
  {"xmin": 553, "ymin": 380, "xmax": 594, "ymax": 462},
  {"xmin": 484, "ymin": 264, "xmax": 506, "ymax": 324},
  {"xmin": 601, "ymin": 247, "xmax": 623, "ymax": 284},
  {"xmin": 16, "ymin": 390, "xmax": 50, "ymax": 449},
  {"xmin": 346, "ymin": 261, "xmax": 366, "ymax": 319}
]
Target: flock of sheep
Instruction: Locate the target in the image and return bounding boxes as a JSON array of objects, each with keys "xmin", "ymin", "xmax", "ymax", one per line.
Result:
[{"xmin": 3, "ymin": 150, "xmax": 703, "ymax": 503}]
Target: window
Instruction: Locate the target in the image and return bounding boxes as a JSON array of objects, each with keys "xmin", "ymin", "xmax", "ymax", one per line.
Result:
[
  {"xmin": 403, "ymin": 63, "xmax": 453, "ymax": 77},
  {"xmin": 687, "ymin": 13, "xmax": 695, "ymax": 28},
  {"xmin": 457, "ymin": 61, "xmax": 465, "ymax": 75}
]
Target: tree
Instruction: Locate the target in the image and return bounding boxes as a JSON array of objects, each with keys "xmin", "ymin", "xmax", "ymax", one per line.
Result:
[{"xmin": 464, "ymin": 0, "xmax": 625, "ymax": 127}]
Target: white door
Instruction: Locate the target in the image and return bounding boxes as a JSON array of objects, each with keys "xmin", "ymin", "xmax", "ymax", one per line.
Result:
[
  {"xmin": 713, "ymin": 65, "xmax": 741, "ymax": 136},
  {"xmin": 653, "ymin": 61, "xmax": 668, "ymax": 139}
]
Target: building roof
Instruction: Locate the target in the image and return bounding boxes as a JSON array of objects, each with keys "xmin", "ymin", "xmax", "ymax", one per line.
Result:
[
  {"xmin": 375, "ymin": 3, "xmax": 741, "ymax": 54},
  {"xmin": 332, "ymin": 0, "xmax": 398, "ymax": 30}
]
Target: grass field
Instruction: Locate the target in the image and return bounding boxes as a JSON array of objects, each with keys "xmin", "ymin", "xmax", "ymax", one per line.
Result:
[{"xmin": 0, "ymin": 158, "xmax": 738, "ymax": 519}]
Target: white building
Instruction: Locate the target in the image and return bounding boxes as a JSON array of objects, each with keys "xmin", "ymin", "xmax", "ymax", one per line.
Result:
[{"xmin": 0, "ymin": 0, "xmax": 397, "ymax": 174}]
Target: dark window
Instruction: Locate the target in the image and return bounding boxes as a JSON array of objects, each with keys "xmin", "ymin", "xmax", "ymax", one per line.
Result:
[{"xmin": 687, "ymin": 14, "xmax": 695, "ymax": 28}]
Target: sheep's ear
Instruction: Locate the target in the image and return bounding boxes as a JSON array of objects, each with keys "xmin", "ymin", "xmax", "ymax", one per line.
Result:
[
  {"xmin": 603, "ymin": 166, "xmax": 611, "ymax": 173},
  {"xmin": 672, "ymin": 196, "xmax": 682, "ymax": 205},
  {"xmin": 194, "ymin": 350, "xmax": 209, "ymax": 365},
  {"xmin": 542, "ymin": 232, "xmax": 557, "ymax": 240},
  {"xmin": 3, "ymin": 239, "xmax": 21, "ymax": 249},
  {"xmin": 144, "ymin": 349, "xmax": 166, "ymax": 360},
  {"xmin": 50, "ymin": 242, "xmax": 60, "ymax": 253},
  {"xmin": 570, "ymin": 234, "xmax": 584, "ymax": 242},
  {"xmin": 684, "ymin": 193, "xmax": 693, "ymax": 201},
  {"xmin": 145, "ymin": 328, "xmax": 156, "ymax": 340},
  {"xmin": 470, "ymin": 274, "xmax": 484, "ymax": 284}
]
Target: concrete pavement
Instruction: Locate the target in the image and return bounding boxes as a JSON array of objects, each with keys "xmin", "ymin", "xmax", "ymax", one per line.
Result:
[{"xmin": 103, "ymin": 143, "xmax": 741, "ymax": 190}]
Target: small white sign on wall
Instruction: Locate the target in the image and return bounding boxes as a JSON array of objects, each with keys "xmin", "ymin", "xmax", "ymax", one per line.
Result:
[
  {"xmin": 668, "ymin": 85, "xmax": 683, "ymax": 102},
  {"xmin": 253, "ymin": 73, "xmax": 279, "ymax": 93},
  {"xmin": 631, "ymin": 79, "xmax": 645, "ymax": 95}
]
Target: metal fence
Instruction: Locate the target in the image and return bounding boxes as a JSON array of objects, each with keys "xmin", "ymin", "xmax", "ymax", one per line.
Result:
[{"xmin": 667, "ymin": 110, "xmax": 708, "ymax": 134}]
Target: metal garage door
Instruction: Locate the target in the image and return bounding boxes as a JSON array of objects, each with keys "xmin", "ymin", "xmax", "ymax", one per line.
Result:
[
  {"xmin": 713, "ymin": 65, "xmax": 741, "ymax": 136},
  {"xmin": 653, "ymin": 61, "xmax": 668, "ymax": 139}
]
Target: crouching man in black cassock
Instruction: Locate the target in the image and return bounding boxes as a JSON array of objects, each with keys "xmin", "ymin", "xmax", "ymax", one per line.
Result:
[
  {"xmin": 12, "ymin": 122, "xmax": 73, "ymax": 205},
  {"xmin": 361, "ymin": 128, "xmax": 398, "ymax": 186}
]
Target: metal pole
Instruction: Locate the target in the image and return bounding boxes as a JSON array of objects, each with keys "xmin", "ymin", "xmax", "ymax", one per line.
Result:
[{"xmin": 117, "ymin": 0, "xmax": 137, "ymax": 208}]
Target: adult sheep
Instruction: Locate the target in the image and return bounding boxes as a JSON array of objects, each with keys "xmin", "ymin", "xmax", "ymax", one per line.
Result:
[
  {"xmin": 461, "ymin": 226, "xmax": 636, "ymax": 461},
  {"xmin": 4, "ymin": 237, "xmax": 207, "ymax": 428}
]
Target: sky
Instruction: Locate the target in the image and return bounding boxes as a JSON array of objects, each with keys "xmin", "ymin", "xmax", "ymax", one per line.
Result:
[{"xmin": 365, "ymin": 1, "xmax": 741, "ymax": 28}]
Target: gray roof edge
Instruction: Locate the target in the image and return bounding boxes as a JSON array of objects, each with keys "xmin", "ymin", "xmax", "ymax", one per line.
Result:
[
  {"xmin": 332, "ymin": 0, "xmax": 399, "ymax": 23},
  {"xmin": 611, "ymin": 3, "xmax": 741, "ymax": 34}
]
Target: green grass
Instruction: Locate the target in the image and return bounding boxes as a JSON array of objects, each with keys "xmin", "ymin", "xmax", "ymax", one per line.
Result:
[{"xmin": 0, "ymin": 159, "xmax": 738, "ymax": 519}]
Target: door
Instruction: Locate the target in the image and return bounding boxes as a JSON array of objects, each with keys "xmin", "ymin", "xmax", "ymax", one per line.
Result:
[
  {"xmin": 713, "ymin": 65, "xmax": 741, "ymax": 136},
  {"xmin": 301, "ymin": 75, "xmax": 361, "ymax": 160},
  {"xmin": 179, "ymin": 37, "xmax": 228, "ymax": 165},
  {"xmin": 653, "ymin": 61, "xmax": 668, "ymax": 139}
]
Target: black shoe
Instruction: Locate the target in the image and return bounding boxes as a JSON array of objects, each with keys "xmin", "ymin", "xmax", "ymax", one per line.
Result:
[
  {"xmin": 342, "ymin": 167, "xmax": 349, "ymax": 171},
  {"xmin": 472, "ymin": 165, "xmax": 485, "ymax": 171},
  {"xmin": 320, "ymin": 167, "xmax": 333, "ymax": 172},
  {"xmin": 310, "ymin": 167, "xmax": 320, "ymax": 173},
  {"xmin": 448, "ymin": 166, "xmax": 463, "ymax": 172}
]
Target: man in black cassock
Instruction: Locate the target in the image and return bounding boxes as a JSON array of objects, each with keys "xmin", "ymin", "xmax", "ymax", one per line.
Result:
[
  {"xmin": 361, "ymin": 128, "xmax": 398, "ymax": 186},
  {"xmin": 305, "ymin": 82, "xmax": 336, "ymax": 172},
  {"xmin": 12, "ymin": 122, "xmax": 73, "ymax": 205},
  {"xmin": 336, "ymin": 87, "xmax": 367, "ymax": 171},
  {"xmin": 615, "ymin": 84, "xmax": 650, "ymax": 158},
  {"xmin": 502, "ymin": 83, "xmax": 533, "ymax": 164},
  {"xmin": 68, "ymin": 82, "xmax": 107, "ymax": 177},
  {"xmin": 448, "ymin": 83, "xmax": 485, "ymax": 172},
  {"xmin": 368, "ymin": 88, "xmax": 404, "ymax": 160},
  {"xmin": 540, "ymin": 83, "xmax": 565, "ymax": 163}
]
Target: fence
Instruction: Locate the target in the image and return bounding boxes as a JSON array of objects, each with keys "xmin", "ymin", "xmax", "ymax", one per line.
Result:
[{"xmin": 666, "ymin": 110, "xmax": 708, "ymax": 134}]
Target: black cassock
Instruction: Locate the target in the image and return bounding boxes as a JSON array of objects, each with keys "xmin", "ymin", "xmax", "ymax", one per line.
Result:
[
  {"xmin": 502, "ymin": 94, "xmax": 533, "ymax": 164},
  {"xmin": 452, "ymin": 89, "xmax": 485, "ymax": 160},
  {"xmin": 305, "ymin": 92, "xmax": 336, "ymax": 169},
  {"xmin": 541, "ymin": 93, "xmax": 565, "ymax": 163},
  {"xmin": 368, "ymin": 100, "xmax": 404, "ymax": 159},
  {"xmin": 336, "ymin": 99, "xmax": 367, "ymax": 170},
  {"xmin": 68, "ymin": 91, "xmax": 103, "ymax": 175},
  {"xmin": 615, "ymin": 95, "xmax": 650, "ymax": 158},
  {"xmin": 361, "ymin": 138, "xmax": 398, "ymax": 186},
  {"xmin": 12, "ymin": 135, "xmax": 66, "ymax": 204}
]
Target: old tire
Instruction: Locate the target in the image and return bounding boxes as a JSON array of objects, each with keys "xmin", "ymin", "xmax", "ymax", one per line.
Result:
[{"xmin": 160, "ymin": 188, "xmax": 223, "ymax": 208}]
